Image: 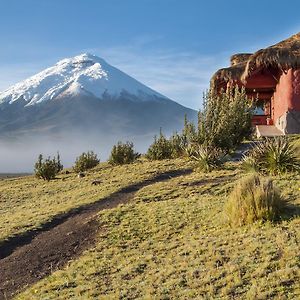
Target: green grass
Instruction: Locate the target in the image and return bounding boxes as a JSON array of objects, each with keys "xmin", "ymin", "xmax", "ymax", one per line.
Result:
[
  {"xmin": 0, "ymin": 159, "xmax": 191, "ymax": 243},
  {"xmin": 15, "ymin": 162, "xmax": 300, "ymax": 299},
  {"xmin": 291, "ymin": 135, "xmax": 300, "ymax": 157},
  {"xmin": 1, "ymin": 136, "xmax": 299, "ymax": 299}
]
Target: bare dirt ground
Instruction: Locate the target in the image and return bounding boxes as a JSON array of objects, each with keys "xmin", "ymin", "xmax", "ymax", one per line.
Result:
[{"xmin": 0, "ymin": 169, "xmax": 192, "ymax": 300}]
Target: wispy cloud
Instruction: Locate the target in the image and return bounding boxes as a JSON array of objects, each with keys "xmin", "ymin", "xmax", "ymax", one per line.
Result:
[{"xmin": 90, "ymin": 45, "xmax": 223, "ymax": 110}]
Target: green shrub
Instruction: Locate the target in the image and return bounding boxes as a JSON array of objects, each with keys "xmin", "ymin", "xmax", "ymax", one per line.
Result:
[
  {"xmin": 108, "ymin": 141, "xmax": 140, "ymax": 165},
  {"xmin": 169, "ymin": 132, "xmax": 186, "ymax": 158},
  {"xmin": 34, "ymin": 153, "xmax": 63, "ymax": 181},
  {"xmin": 146, "ymin": 131, "xmax": 173, "ymax": 160},
  {"xmin": 147, "ymin": 87, "xmax": 252, "ymax": 163},
  {"xmin": 242, "ymin": 137, "xmax": 300, "ymax": 175},
  {"xmin": 73, "ymin": 151, "xmax": 100, "ymax": 172},
  {"xmin": 241, "ymin": 154, "xmax": 258, "ymax": 173},
  {"xmin": 182, "ymin": 114, "xmax": 199, "ymax": 145},
  {"xmin": 146, "ymin": 124, "xmax": 196, "ymax": 161},
  {"xmin": 55, "ymin": 152, "xmax": 64, "ymax": 173},
  {"xmin": 225, "ymin": 175, "xmax": 285, "ymax": 227},
  {"xmin": 198, "ymin": 86, "xmax": 253, "ymax": 151},
  {"xmin": 190, "ymin": 144, "xmax": 224, "ymax": 172}
]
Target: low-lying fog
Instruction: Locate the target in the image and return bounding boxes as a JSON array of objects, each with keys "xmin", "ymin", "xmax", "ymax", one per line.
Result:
[{"xmin": 0, "ymin": 132, "xmax": 159, "ymax": 173}]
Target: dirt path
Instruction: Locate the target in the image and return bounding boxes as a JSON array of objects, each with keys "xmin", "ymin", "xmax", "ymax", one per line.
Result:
[{"xmin": 0, "ymin": 168, "xmax": 192, "ymax": 300}]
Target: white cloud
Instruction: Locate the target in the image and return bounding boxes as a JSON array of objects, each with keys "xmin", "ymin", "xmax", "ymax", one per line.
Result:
[{"xmin": 88, "ymin": 45, "xmax": 225, "ymax": 109}]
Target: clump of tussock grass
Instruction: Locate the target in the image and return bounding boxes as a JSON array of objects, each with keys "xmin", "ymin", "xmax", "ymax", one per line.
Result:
[{"xmin": 225, "ymin": 174, "xmax": 285, "ymax": 226}]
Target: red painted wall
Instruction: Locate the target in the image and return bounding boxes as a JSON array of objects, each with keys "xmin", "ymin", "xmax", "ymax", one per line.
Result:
[
  {"xmin": 273, "ymin": 69, "xmax": 294, "ymax": 123},
  {"xmin": 221, "ymin": 67, "xmax": 300, "ymax": 127}
]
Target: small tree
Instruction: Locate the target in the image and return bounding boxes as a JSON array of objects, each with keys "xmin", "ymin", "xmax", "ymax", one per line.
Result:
[
  {"xmin": 198, "ymin": 87, "xmax": 253, "ymax": 151},
  {"xmin": 108, "ymin": 141, "xmax": 140, "ymax": 165},
  {"xmin": 169, "ymin": 132, "xmax": 185, "ymax": 159},
  {"xmin": 34, "ymin": 153, "xmax": 62, "ymax": 181},
  {"xmin": 55, "ymin": 152, "xmax": 64, "ymax": 173},
  {"xmin": 73, "ymin": 151, "xmax": 100, "ymax": 172},
  {"xmin": 146, "ymin": 130, "xmax": 173, "ymax": 160}
]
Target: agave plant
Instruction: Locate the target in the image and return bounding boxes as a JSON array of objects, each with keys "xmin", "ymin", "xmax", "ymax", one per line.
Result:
[
  {"xmin": 184, "ymin": 143, "xmax": 198, "ymax": 159},
  {"xmin": 242, "ymin": 141, "xmax": 265, "ymax": 172},
  {"xmin": 242, "ymin": 137, "xmax": 300, "ymax": 175},
  {"xmin": 190, "ymin": 144, "xmax": 224, "ymax": 172}
]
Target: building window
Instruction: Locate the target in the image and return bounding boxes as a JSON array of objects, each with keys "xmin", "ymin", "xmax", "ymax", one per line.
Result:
[{"xmin": 253, "ymin": 100, "xmax": 271, "ymax": 116}]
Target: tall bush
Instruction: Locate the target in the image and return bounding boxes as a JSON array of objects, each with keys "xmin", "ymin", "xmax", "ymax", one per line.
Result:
[
  {"xmin": 108, "ymin": 141, "xmax": 140, "ymax": 165},
  {"xmin": 198, "ymin": 86, "xmax": 253, "ymax": 151},
  {"xmin": 146, "ymin": 86, "xmax": 252, "ymax": 162},
  {"xmin": 146, "ymin": 130, "xmax": 173, "ymax": 160},
  {"xmin": 73, "ymin": 151, "xmax": 100, "ymax": 172},
  {"xmin": 34, "ymin": 152, "xmax": 63, "ymax": 181}
]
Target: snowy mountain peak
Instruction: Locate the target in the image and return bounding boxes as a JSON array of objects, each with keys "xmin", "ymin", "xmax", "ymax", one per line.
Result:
[
  {"xmin": 0, "ymin": 53, "xmax": 166, "ymax": 106},
  {"xmin": 55, "ymin": 53, "xmax": 107, "ymax": 68}
]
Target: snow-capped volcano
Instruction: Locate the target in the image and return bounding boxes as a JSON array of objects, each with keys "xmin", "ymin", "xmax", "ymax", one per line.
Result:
[
  {"xmin": 0, "ymin": 53, "xmax": 197, "ymax": 172},
  {"xmin": 0, "ymin": 53, "xmax": 166, "ymax": 106}
]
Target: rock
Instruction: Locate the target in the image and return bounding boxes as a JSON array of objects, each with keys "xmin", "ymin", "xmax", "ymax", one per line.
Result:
[{"xmin": 91, "ymin": 180, "xmax": 101, "ymax": 186}]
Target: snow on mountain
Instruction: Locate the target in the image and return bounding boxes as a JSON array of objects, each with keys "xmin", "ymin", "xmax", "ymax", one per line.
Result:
[{"xmin": 0, "ymin": 53, "xmax": 167, "ymax": 106}]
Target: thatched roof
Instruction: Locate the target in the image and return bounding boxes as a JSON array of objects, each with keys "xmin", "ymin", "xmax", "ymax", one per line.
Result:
[
  {"xmin": 230, "ymin": 53, "xmax": 252, "ymax": 66},
  {"xmin": 211, "ymin": 32, "xmax": 300, "ymax": 89}
]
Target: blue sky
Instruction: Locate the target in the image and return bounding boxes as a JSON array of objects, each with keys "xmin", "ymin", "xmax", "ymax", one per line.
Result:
[{"xmin": 0, "ymin": 0, "xmax": 299, "ymax": 109}]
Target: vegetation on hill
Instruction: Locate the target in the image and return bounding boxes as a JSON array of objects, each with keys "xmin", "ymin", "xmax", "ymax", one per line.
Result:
[
  {"xmin": 108, "ymin": 141, "xmax": 140, "ymax": 165},
  {"xmin": 2, "ymin": 138, "xmax": 300, "ymax": 300},
  {"xmin": 0, "ymin": 159, "xmax": 191, "ymax": 243},
  {"xmin": 242, "ymin": 137, "xmax": 300, "ymax": 175},
  {"xmin": 146, "ymin": 87, "xmax": 253, "ymax": 172},
  {"xmin": 15, "ymin": 160, "xmax": 300, "ymax": 300},
  {"xmin": 34, "ymin": 153, "xmax": 63, "ymax": 181},
  {"xmin": 73, "ymin": 151, "xmax": 100, "ymax": 173}
]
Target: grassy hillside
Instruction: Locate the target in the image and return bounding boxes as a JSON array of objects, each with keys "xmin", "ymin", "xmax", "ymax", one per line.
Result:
[
  {"xmin": 11, "ymin": 161, "xmax": 299, "ymax": 299},
  {"xmin": 0, "ymin": 159, "xmax": 191, "ymax": 243},
  {"xmin": 0, "ymin": 136, "xmax": 299, "ymax": 299}
]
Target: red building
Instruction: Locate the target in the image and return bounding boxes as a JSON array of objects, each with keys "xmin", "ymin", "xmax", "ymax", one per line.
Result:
[{"xmin": 211, "ymin": 33, "xmax": 300, "ymax": 135}]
